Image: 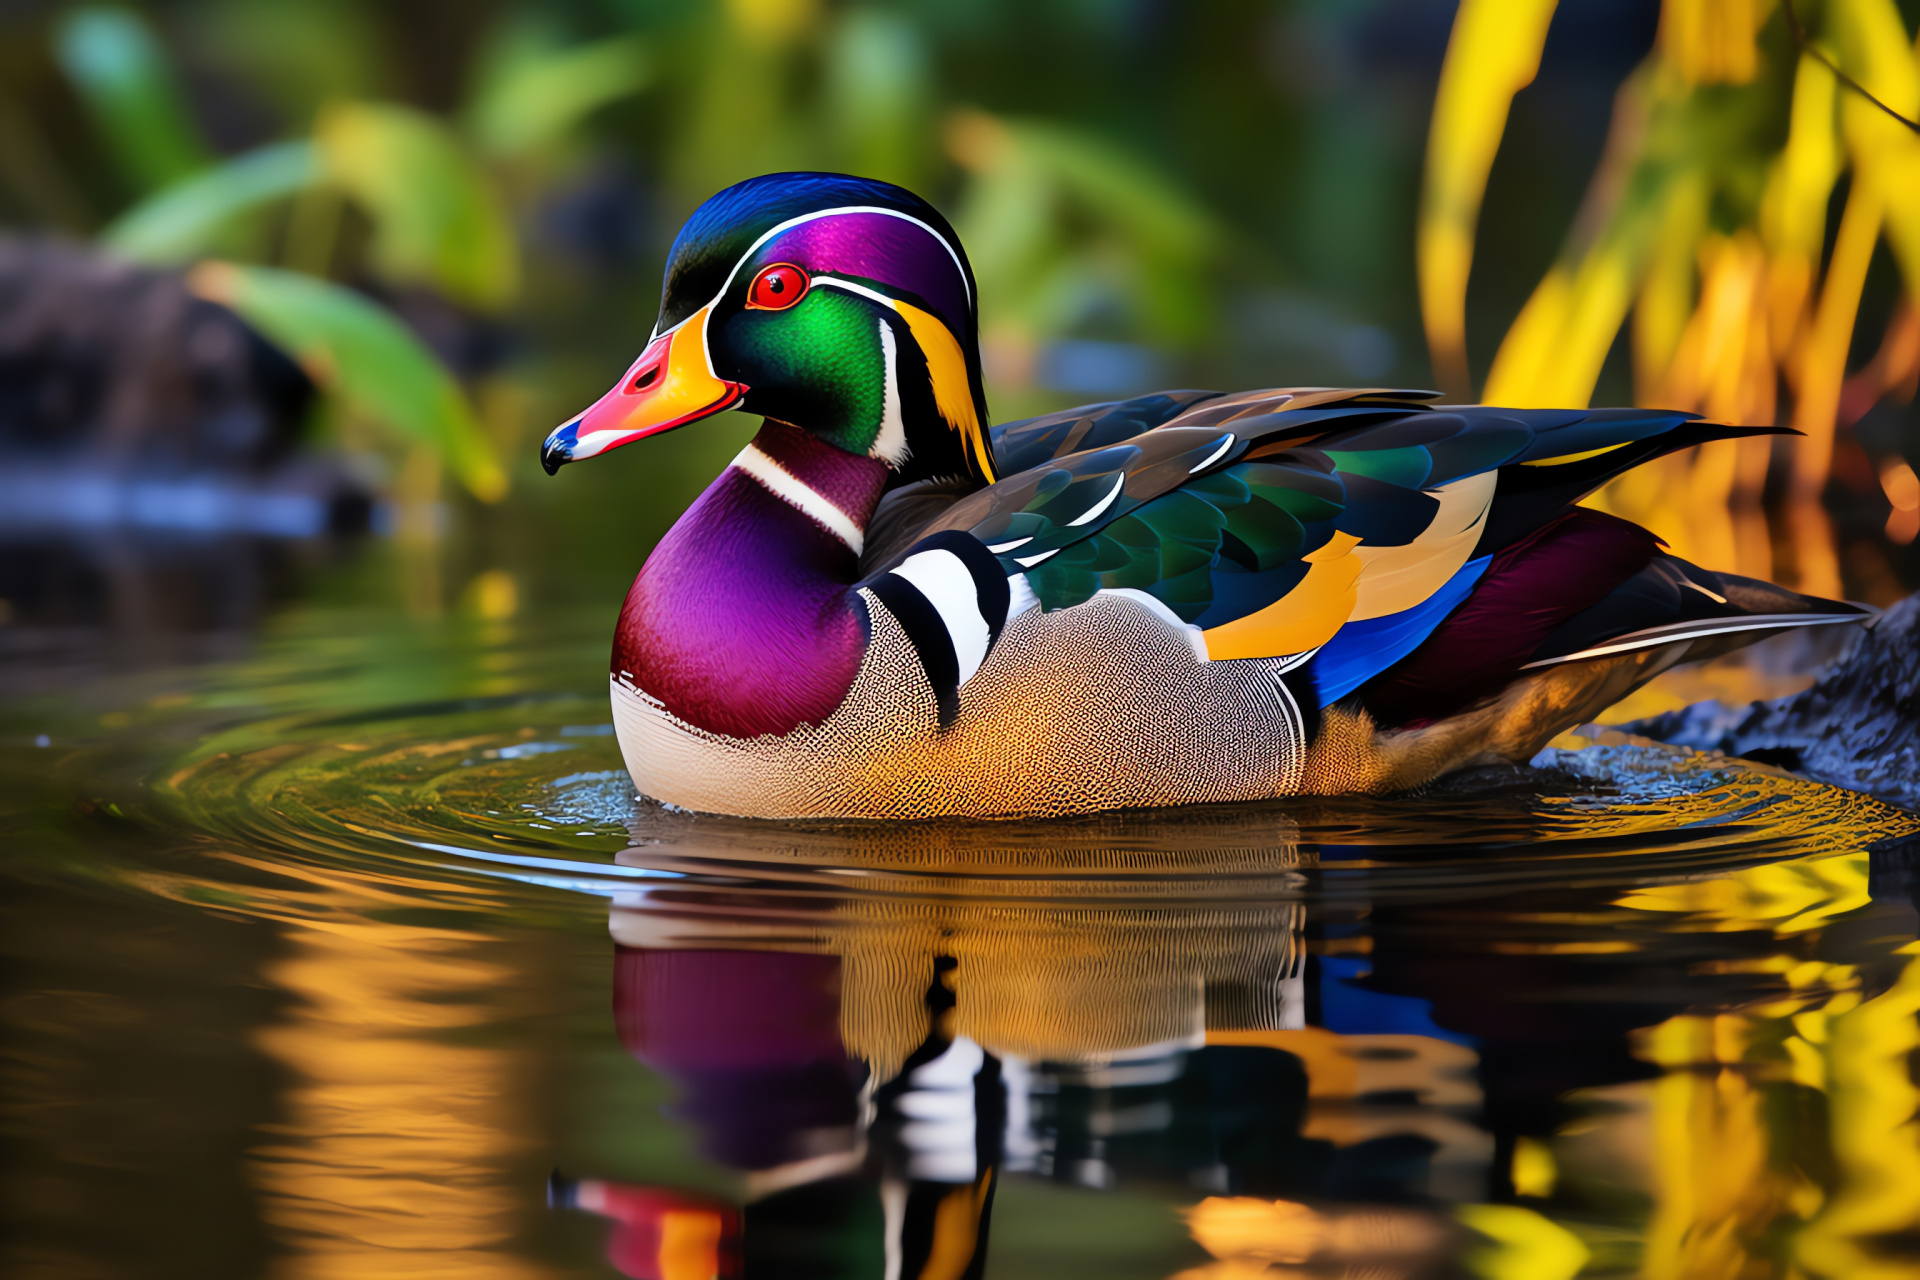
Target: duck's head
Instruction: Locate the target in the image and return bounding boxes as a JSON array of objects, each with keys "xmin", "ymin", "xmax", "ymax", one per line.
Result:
[{"xmin": 541, "ymin": 172, "xmax": 993, "ymax": 485}]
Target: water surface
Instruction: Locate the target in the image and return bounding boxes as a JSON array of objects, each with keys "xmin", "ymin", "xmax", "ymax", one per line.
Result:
[{"xmin": 5, "ymin": 557, "xmax": 1919, "ymax": 1280}]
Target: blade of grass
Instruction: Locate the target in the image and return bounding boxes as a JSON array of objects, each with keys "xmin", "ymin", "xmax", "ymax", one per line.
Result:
[
  {"xmin": 1418, "ymin": 0, "xmax": 1560, "ymax": 398},
  {"xmin": 317, "ymin": 101, "xmax": 519, "ymax": 312},
  {"xmin": 53, "ymin": 7, "xmax": 210, "ymax": 193},
  {"xmin": 189, "ymin": 262, "xmax": 507, "ymax": 502},
  {"xmin": 102, "ymin": 141, "xmax": 318, "ymax": 264}
]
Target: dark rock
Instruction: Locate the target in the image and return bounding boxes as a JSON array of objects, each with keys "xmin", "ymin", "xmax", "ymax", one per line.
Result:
[
  {"xmin": 1410, "ymin": 759, "xmax": 1595, "ymax": 798},
  {"xmin": 1623, "ymin": 594, "xmax": 1920, "ymax": 810},
  {"xmin": 0, "ymin": 236, "xmax": 373, "ymax": 543},
  {"xmin": 0, "ymin": 235, "xmax": 315, "ymax": 470},
  {"xmin": 0, "ymin": 238, "xmax": 370, "ymax": 656}
]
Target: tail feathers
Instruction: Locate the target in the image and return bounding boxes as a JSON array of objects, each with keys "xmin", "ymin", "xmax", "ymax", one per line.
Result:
[
  {"xmin": 1477, "ymin": 421, "xmax": 1787, "ymax": 556},
  {"xmin": 1521, "ymin": 556, "xmax": 1870, "ymax": 670}
]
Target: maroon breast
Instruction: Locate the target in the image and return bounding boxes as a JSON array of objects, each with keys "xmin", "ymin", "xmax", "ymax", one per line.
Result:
[{"xmin": 613, "ymin": 468, "xmax": 869, "ymax": 739}]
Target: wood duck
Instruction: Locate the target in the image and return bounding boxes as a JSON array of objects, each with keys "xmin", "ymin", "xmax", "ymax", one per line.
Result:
[{"xmin": 541, "ymin": 172, "xmax": 1864, "ymax": 820}]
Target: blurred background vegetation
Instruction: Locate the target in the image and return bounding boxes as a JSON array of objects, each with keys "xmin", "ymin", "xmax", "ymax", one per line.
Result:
[{"xmin": 0, "ymin": 0, "xmax": 1914, "ymax": 639}]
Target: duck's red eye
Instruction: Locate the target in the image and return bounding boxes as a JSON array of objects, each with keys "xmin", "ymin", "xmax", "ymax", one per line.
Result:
[{"xmin": 747, "ymin": 263, "xmax": 809, "ymax": 311}]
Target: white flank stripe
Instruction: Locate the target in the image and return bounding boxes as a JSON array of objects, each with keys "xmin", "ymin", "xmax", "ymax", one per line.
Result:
[
  {"xmin": 1067, "ymin": 472, "xmax": 1127, "ymax": 526},
  {"xmin": 732, "ymin": 443, "xmax": 865, "ymax": 555},
  {"xmin": 893, "ymin": 549, "xmax": 991, "ymax": 685},
  {"xmin": 987, "ymin": 536, "xmax": 1032, "ymax": 553},
  {"xmin": 1188, "ymin": 433, "xmax": 1236, "ymax": 474},
  {"xmin": 870, "ymin": 319, "xmax": 909, "ymax": 465},
  {"xmin": 1007, "ymin": 573, "xmax": 1041, "ymax": 618},
  {"xmin": 1519, "ymin": 612, "xmax": 1863, "ymax": 669}
]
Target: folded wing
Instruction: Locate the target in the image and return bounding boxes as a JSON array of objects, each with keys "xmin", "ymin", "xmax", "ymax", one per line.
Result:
[{"xmin": 891, "ymin": 389, "xmax": 1831, "ymax": 714}]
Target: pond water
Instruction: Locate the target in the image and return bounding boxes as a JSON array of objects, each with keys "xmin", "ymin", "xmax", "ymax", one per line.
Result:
[{"xmin": 5, "ymin": 537, "xmax": 1920, "ymax": 1280}]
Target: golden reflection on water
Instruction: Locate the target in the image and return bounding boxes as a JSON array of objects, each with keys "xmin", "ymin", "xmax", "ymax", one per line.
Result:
[
  {"xmin": 607, "ymin": 799, "xmax": 1920, "ymax": 1280},
  {"xmin": 1500, "ymin": 846, "xmax": 1920, "ymax": 1280},
  {"xmin": 251, "ymin": 920, "xmax": 552, "ymax": 1280},
  {"xmin": 613, "ymin": 813, "xmax": 1311, "ymax": 1076}
]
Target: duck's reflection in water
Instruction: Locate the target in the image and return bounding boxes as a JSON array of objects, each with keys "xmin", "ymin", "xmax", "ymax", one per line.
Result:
[{"xmin": 549, "ymin": 803, "xmax": 1893, "ymax": 1279}]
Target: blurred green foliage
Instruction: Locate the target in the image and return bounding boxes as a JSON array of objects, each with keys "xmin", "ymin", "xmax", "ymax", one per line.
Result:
[
  {"xmin": 102, "ymin": 140, "xmax": 316, "ymax": 261},
  {"xmin": 313, "ymin": 101, "xmax": 519, "ymax": 310},
  {"xmin": 190, "ymin": 261, "xmax": 507, "ymax": 501},
  {"xmin": 467, "ymin": 29, "xmax": 654, "ymax": 160},
  {"xmin": 52, "ymin": 6, "xmax": 208, "ymax": 191},
  {"xmin": 0, "ymin": 0, "xmax": 1454, "ymax": 508}
]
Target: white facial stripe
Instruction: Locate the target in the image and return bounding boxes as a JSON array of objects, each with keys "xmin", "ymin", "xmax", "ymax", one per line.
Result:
[
  {"xmin": 717, "ymin": 205, "xmax": 972, "ymax": 308},
  {"xmin": 871, "ymin": 319, "xmax": 909, "ymax": 466},
  {"xmin": 730, "ymin": 443, "xmax": 865, "ymax": 555},
  {"xmin": 812, "ymin": 275, "xmax": 901, "ymax": 310},
  {"xmin": 649, "ymin": 204, "xmax": 972, "ymax": 343}
]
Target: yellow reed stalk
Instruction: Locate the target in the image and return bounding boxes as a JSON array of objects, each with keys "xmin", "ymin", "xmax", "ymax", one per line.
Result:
[
  {"xmin": 1481, "ymin": 267, "xmax": 1572, "ymax": 407},
  {"xmin": 1634, "ymin": 176, "xmax": 1709, "ymax": 404},
  {"xmin": 1661, "ymin": 0, "xmax": 1774, "ymax": 85},
  {"xmin": 1790, "ymin": 177, "xmax": 1882, "ymax": 497},
  {"xmin": 1482, "ymin": 219, "xmax": 1642, "ymax": 408},
  {"xmin": 1676, "ymin": 235, "xmax": 1775, "ymax": 564},
  {"xmin": 1782, "ymin": 495, "xmax": 1844, "ymax": 597},
  {"xmin": 1418, "ymin": 0, "xmax": 1560, "ymax": 398},
  {"xmin": 1663, "ymin": 233, "xmax": 1771, "ymax": 425},
  {"xmin": 1484, "ymin": 65, "xmax": 1670, "ymax": 410},
  {"xmin": 1786, "ymin": 0, "xmax": 1920, "ymax": 495},
  {"xmin": 1829, "ymin": 0, "xmax": 1920, "ymax": 294},
  {"xmin": 1760, "ymin": 56, "xmax": 1843, "ymax": 364}
]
